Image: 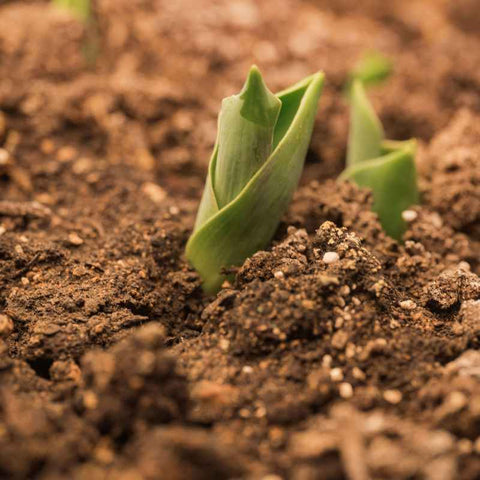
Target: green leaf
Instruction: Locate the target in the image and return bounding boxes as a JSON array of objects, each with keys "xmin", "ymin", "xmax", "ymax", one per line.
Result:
[
  {"xmin": 52, "ymin": 0, "xmax": 90, "ymax": 21},
  {"xmin": 346, "ymin": 79, "xmax": 384, "ymax": 167},
  {"xmin": 213, "ymin": 66, "xmax": 281, "ymax": 208},
  {"xmin": 348, "ymin": 51, "xmax": 393, "ymax": 89},
  {"xmin": 340, "ymin": 143, "xmax": 419, "ymax": 240},
  {"xmin": 341, "ymin": 80, "xmax": 419, "ymax": 240},
  {"xmin": 187, "ymin": 70, "xmax": 324, "ymax": 294}
]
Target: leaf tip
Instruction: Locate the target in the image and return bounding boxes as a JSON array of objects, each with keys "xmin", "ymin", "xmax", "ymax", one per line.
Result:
[{"xmin": 239, "ymin": 65, "xmax": 281, "ymax": 126}]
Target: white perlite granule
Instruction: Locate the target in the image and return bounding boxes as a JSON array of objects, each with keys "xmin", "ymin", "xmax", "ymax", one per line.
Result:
[
  {"xmin": 401, "ymin": 209, "xmax": 418, "ymax": 222},
  {"xmin": 323, "ymin": 251, "xmax": 339, "ymax": 264},
  {"xmin": 330, "ymin": 367, "xmax": 344, "ymax": 382},
  {"xmin": 339, "ymin": 382, "xmax": 353, "ymax": 399}
]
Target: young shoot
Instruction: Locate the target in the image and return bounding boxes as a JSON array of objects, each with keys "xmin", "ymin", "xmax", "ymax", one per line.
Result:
[
  {"xmin": 51, "ymin": 0, "xmax": 97, "ymax": 65},
  {"xmin": 347, "ymin": 51, "xmax": 393, "ymax": 90},
  {"xmin": 340, "ymin": 80, "xmax": 419, "ymax": 240},
  {"xmin": 52, "ymin": 0, "xmax": 90, "ymax": 22},
  {"xmin": 187, "ymin": 66, "xmax": 324, "ymax": 294}
]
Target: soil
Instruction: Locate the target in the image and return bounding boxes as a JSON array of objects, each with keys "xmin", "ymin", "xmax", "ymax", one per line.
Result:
[{"xmin": 0, "ymin": 0, "xmax": 479, "ymax": 479}]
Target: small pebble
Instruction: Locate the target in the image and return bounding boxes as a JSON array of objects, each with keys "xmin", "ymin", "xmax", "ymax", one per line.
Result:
[
  {"xmin": 255, "ymin": 406, "xmax": 267, "ymax": 418},
  {"xmin": 323, "ymin": 251, "xmax": 339, "ymax": 264},
  {"xmin": 83, "ymin": 390, "xmax": 98, "ymax": 409},
  {"xmin": 72, "ymin": 157, "xmax": 93, "ymax": 174},
  {"xmin": 142, "ymin": 182, "xmax": 167, "ymax": 204},
  {"xmin": 0, "ymin": 314, "xmax": 14, "ymax": 338},
  {"xmin": 330, "ymin": 367, "xmax": 344, "ymax": 382},
  {"xmin": 458, "ymin": 261, "xmax": 471, "ymax": 272},
  {"xmin": 274, "ymin": 270, "xmax": 285, "ymax": 280},
  {"xmin": 383, "ymin": 389, "xmax": 403, "ymax": 404},
  {"xmin": 68, "ymin": 232, "xmax": 84, "ymax": 246},
  {"xmin": 331, "ymin": 330, "xmax": 348, "ymax": 350},
  {"xmin": 0, "ymin": 148, "xmax": 10, "ymax": 165},
  {"xmin": 334, "ymin": 317, "xmax": 344, "ymax": 329},
  {"xmin": 322, "ymin": 354, "xmax": 332, "ymax": 368},
  {"xmin": 169, "ymin": 206, "xmax": 180, "ymax": 215},
  {"xmin": 352, "ymin": 367, "xmax": 366, "ymax": 381},
  {"xmin": 40, "ymin": 139, "xmax": 55, "ymax": 154},
  {"xmin": 218, "ymin": 338, "xmax": 230, "ymax": 352},
  {"xmin": 242, "ymin": 365, "xmax": 253, "ymax": 374},
  {"xmin": 94, "ymin": 442, "xmax": 114, "ymax": 465},
  {"xmin": 339, "ymin": 382, "xmax": 353, "ymax": 399},
  {"xmin": 239, "ymin": 408, "xmax": 251, "ymax": 418},
  {"xmin": 444, "ymin": 391, "xmax": 467, "ymax": 413},
  {"xmin": 56, "ymin": 146, "xmax": 77, "ymax": 162},
  {"xmin": 0, "ymin": 225, "xmax": 6, "ymax": 236},
  {"xmin": 401, "ymin": 210, "xmax": 418, "ymax": 222},
  {"xmin": 399, "ymin": 300, "xmax": 417, "ymax": 310},
  {"xmin": 431, "ymin": 212, "xmax": 443, "ymax": 228},
  {"xmin": 345, "ymin": 343, "xmax": 356, "ymax": 359}
]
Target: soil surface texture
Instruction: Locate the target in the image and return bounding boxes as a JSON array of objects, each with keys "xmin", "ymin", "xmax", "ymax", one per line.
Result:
[{"xmin": 0, "ymin": 1, "xmax": 479, "ymax": 479}]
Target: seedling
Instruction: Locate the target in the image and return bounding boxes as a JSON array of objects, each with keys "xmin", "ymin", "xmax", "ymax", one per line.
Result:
[
  {"xmin": 51, "ymin": 0, "xmax": 97, "ymax": 64},
  {"xmin": 52, "ymin": 0, "xmax": 90, "ymax": 22},
  {"xmin": 340, "ymin": 80, "xmax": 419, "ymax": 240},
  {"xmin": 346, "ymin": 51, "xmax": 393, "ymax": 91},
  {"xmin": 187, "ymin": 66, "xmax": 324, "ymax": 293}
]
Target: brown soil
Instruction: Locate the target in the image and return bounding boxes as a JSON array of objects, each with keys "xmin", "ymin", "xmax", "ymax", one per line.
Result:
[{"xmin": 0, "ymin": 1, "xmax": 479, "ymax": 479}]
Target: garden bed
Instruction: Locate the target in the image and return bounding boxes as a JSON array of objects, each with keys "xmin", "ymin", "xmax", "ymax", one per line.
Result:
[{"xmin": 0, "ymin": 0, "xmax": 479, "ymax": 479}]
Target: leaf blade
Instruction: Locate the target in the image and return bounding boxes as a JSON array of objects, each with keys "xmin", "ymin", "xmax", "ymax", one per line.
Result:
[
  {"xmin": 213, "ymin": 66, "xmax": 281, "ymax": 209},
  {"xmin": 187, "ymin": 72, "xmax": 324, "ymax": 293},
  {"xmin": 341, "ymin": 146, "xmax": 419, "ymax": 240},
  {"xmin": 346, "ymin": 79, "xmax": 384, "ymax": 167}
]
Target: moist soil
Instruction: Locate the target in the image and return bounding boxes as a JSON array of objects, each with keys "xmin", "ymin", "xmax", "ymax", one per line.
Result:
[{"xmin": 0, "ymin": 1, "xmax": 479, "ymax": 479}]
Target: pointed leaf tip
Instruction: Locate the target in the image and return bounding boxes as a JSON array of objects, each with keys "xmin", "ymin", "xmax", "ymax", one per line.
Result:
[
  {"xmin": 239, "ymin": 65, "xmax": 281, "ymax": 127},
  {"xmin": 350, "ymin": 51, "xmax": 393, "ymax": 88}
]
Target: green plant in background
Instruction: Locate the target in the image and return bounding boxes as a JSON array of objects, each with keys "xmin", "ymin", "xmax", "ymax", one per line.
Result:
[
  {"xmin": 186, "ymin": 66, "xmax": 324, "ymax": 294},
  {"xmin": 340, "ymin": 79, "xmax": 419, "ymax": 240},
  {"xmin": 346, "ymin": 51, "xmax": 393, "ymax": 91},
  {"xmin": 52, "ymin": 0, "xmax": 97, "ymax": 64},
  {"xmin": 52, "ymin": 0, "xmax": 90, "ymax": 22}
]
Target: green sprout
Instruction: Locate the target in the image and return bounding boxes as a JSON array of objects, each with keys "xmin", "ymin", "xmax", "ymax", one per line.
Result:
[
  {"xmin": 51, "ymin": 0, "xmax": 98, "ymax": 65},
  {"xmin": 340, "ymin": 79, "xmax": 419, "ymax": 240},
  {"xmin": 52, "ymin": 0, "xmax": 90, "ymax": 21},
  {"xmin": 347, "ymin": 51, "xmax": 393, "ymax": 90},
  {"xmin": 187, "ymin": 66, "xmax": 324, "ymax": 293}
]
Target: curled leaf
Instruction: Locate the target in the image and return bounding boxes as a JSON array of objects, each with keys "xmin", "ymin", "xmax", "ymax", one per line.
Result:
[
  {"xmin": 341, "ymin": 80, "xmax": 419, "ymax": 240},
  {"xmin": 187, "ymin": 67, "xmax": 324, "ymax": 293}
]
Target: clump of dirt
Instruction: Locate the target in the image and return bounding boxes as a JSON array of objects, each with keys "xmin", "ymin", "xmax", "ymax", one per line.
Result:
[
  {"xmin": 0, "ymin": 353, "xmax": 97, "ymax": 479},
  {"xmin": 423, "ymin": 109, "xmax": 480, "ymax": 241},
  {"xmin": 289, "ymin": 403, "xmax": 457, "ymax": 480},
  {"xmin": 77, "ymin": 323, "xmax": 189, "ymax": 439}
]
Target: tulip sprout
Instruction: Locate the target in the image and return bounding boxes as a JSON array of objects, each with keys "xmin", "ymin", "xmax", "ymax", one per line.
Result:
[
  {"xmin": 51, "ymin": 0, "xmax": 97, "ymax": 65},
  {"xmin": 52, "ymin": 0, "xmax": 90, "ymax": 21},
  {"xmin": 346, "ymin": 51, "xmax": 393, "ymax": 90},
  {"xmin": 187, "ymin": 66, "xmax": 324, "ymax": 293},
  {"xmin": 340, "ymin": 79, "xmax": 419, "ymax": 240}
]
